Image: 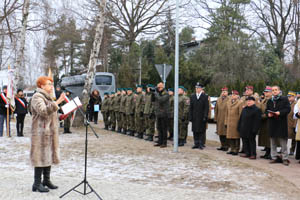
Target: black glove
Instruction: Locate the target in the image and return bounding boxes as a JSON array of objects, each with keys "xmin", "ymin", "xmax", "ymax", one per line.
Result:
[
  {"xmin": 293, "ymin": 128, "xmax": 296, "ymax": 134},
  {"xmin": 140, "ymin": 112, "xmax": 143, "ymax": 117}
]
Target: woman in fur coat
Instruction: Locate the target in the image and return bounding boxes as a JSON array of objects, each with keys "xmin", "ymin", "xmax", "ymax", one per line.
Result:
[{"xmin": 30, "ymin": 76, "xmax": 66, "ymax": 193}]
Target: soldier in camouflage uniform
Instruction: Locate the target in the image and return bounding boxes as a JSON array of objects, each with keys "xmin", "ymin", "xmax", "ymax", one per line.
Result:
[
  {"xmin": 144, "ymin": 84, "xmax": 156, "ymax": 141},
  {"xmin": 101, "ymin": 92, "xmax": 110, "ymax": 130},
  {"xmin": 135, "ymin": 85, "xmax": 145, "ymax": 139},
  {"xmin": 120, "ymin": 89, "xmax": 127, "ymax": 134},
  {"xmin": 178, "ymin": 86, "xmax": 190, "ymax": 146},
  {"xmin": 168, "ymin": 88, "xmax": 174, "ymax": 140},
  {"xmin": 114, "ymin": 89, "xmax": 122, "ymax": 132},
  {"xmin": 62, "ymin": 91, "xmax": 72, "ymax": 134},
  {"xmin": 125, "ymin": 88, "xmax": 135, "ymax": 136},
  {"xmin": 109, "ymin": 92, "xmax": 116, "ymax": 131}
]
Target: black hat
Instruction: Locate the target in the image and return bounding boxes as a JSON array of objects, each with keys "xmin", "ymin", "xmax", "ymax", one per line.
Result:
[
  {"xmin": 195, "ymin": 82, "xmax": 204, "ymax": 88},
  {"xmin": 246, "ymin": 96, "xmax": 255, "ymax": 101}
]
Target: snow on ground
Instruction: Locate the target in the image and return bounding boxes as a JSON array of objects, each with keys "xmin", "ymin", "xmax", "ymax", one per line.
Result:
[{"xmin": 0, "ymin": 117, "xmax": 299, "ymax": 200}]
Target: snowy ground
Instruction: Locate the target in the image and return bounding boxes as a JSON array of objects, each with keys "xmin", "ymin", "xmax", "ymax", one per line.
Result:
[{"xmin": 0, "ymin": 116, "xmax": 300, "ymax": 200}]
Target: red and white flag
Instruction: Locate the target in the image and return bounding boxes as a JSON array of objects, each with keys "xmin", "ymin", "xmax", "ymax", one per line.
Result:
[{"xmin": 7, "ymin": 67, "xmax": 15, "ymax": 108}]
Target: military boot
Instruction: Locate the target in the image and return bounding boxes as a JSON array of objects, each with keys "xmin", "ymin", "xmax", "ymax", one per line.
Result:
[
  {"xmin": 32, "ymin": 167, "xmax": 49, "ymax": 192},
  {"xmin": 178, "ymin": 139, "xmax": 184, "ymax": 147},
  {"xmin": 42, "ymin": 166, "xmax": 58, "ymax": 189},
  {"xmin": 138, "ymin": 133, "xmax": 143, "ymax": 139}
]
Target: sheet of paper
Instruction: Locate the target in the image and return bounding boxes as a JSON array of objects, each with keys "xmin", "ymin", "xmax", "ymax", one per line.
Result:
[{"xmin": 61, "ymin": 97, "xmax": 82, "ymax": 115}]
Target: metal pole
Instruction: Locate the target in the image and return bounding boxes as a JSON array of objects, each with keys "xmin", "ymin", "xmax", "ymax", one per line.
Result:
[{"xmin": 173, "ymin": 0, "xmax": 180, "ymax": 152}]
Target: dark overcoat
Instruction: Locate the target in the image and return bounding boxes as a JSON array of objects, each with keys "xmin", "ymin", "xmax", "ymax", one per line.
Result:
[
  {"xmin": 266, "ymin": 96, "xmax": 291, "ymax": 138},
  {"xmin": 189, "ymin": 93, "xmax": 209, "ymax": 133},
  {"xmin": 238, "ymin": 105, "xmax": 261, "ymax": 138}
]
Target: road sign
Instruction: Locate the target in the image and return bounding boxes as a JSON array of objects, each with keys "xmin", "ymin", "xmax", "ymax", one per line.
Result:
[{"xmin": 155, "ymin": 64, "xmax": 172, "ymax": 85}]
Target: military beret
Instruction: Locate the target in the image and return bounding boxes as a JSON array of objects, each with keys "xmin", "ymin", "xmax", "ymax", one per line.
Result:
[
  {"xmin": 104, "ymin": 92, "xmax": 109, "ymax": 95},
  {"xmin": 297, "ymin": 92, "xmax": 300, "ymax": 95},
  {"xmin": 232, "ymin": 90, "xmax": 239, "ymax": 95},
  {"xmin": 221, "ymin": 86, "xmax": 228, "ymax": 91},
  {"xmin": 136, "ymin": 85, "xmax": 143, "ymax": 88},
  {"xmin": 146, "ymin": 84, "xmax": 154, "ymax": 88},
  {"xmin": 117, "ymin": 88, "xmax": 122, "ymax": 91},
  {"xmin": 179, "ymin": 86, "xmax": 185, "ymax": 90},
  {"xmin": 168, "ymin": 88, "xmax": 174, "ymax": 92},
  {"xmin": 111, "ymin": 92, "xmax": 115, "ymax": 94},
  {"xmin": 127, "ymin": 88, "xmax": 133, "ymax": 91},
  {"xmin": 245, "ymin": 85, "xmax": 254, "ymax": 90}
]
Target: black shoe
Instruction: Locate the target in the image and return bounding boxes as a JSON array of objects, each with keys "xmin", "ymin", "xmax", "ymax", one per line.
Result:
[
  {"xmin": 192, "ymin": 145, "xmax": 199, "ymax": 149},
  {"xmin": 227, "ymin": 152, "xmax": 233, "ymax": 155},
  {"xmin": 198, "ymin": 146, "xmax": 203, "ymax": 150},
  {"xmin": 42, "ymin": 166, "xmax": 58, "ymax": 189},
  {"xmin": 239, "ymin": 150, "xmax": 245, "ymax": 154},
  {"xmin": 217, "ymin": 147, "xmax": 224, "ymax": 151},
  {"xmin": 202, "ymin": 144, "xmax": 206, "ymax": 148},
  {"xmin": 178, "ymin": 139, "xmax": 184, "ymax": 146},
  {"xmin": 232, "ymin": 152, "xmax": 238, "ymax": 156},
  {"xmin": 32, "ymin": 183, "xmax": 49, "ymax": 192},
  {"xmin": 154, "ymin": 143, "xmax": 161, "ymax": 147}
]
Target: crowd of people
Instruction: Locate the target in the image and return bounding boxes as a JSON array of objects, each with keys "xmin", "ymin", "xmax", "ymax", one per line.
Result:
[{"xmin": 99, "ymin": 82, "xmax": 300, "ymax": 166}]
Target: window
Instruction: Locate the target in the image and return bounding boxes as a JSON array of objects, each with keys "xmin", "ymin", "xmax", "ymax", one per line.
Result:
[{"xmin": 95, "ymin": 75, "xmax": 112, "ymax": 85}]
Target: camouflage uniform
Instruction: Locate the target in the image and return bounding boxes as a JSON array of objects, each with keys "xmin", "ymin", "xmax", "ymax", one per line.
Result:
[
  {"xmin": 120, "ymin": 92, "xmax": 127, "ymax": 133},
  {"xmin": 101, "ymin": 95, "xmax": 110, "ymax": 129},
  {"xmin": 109, "ymin": 95, "xmax": 116, "ymax": 130},
  {"xmin": 135, "ymin": 91, "xmax": 145, "ymax": 138},
  {"xmin": 125, "ymin": 91, "xmax": 135, "ymax": 135},
  {"xmin": 168, "ymin": 94, "xmax": 174, "ymax": 140},
  {"xmin": 144, "ymin": 90, "xmax": 155, "ymax": 141},
  {"xmin": 178, "ymin": 93, "xmax": 190, "ymax": 146},
  {"xmin": 114, "ymin": 92, "xmax": 122, "ymax": 132}
]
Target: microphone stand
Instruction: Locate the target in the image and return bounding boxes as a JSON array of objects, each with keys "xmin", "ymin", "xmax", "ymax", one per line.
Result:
[{"xmin": 60, "ymin": 95, "xmax": 103, "ymax": 200}]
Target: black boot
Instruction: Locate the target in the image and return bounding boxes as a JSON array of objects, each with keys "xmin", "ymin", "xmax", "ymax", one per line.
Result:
[
  {"xmin": 138, "ymin": 133, "xmax": 143, "ymax": 139},
  {"xmin": 42, "ymin": 166, "xmax": 58, "ymax": 189},
  {"xmin": 32, "ymin": 167, "xmax": 49, "ymax": 192},
  {"xmin": 20, "ymin": 123, "xmax": 24, "ymax": 136},
  {"xmin": 104, "ymin": 125, "xmax": 109, "ymax": 130},
  {"xmin": 178, "ymin": 139, "xmax": 184, "ymax": 147},
  {"xmin": 117, "ymin": 128, "xmax": 122, "ymax": 133},
  {"xmin": 122, "ymin": 129, "xmax": 127, "ymax": 134},
  {"xmin": 145, "ymin": 135, "xmax": 153, "ymax": 141},
  {"xmin": 67, "ymin": 128, "xmax": 72, "ymax": 133},
  {"xmin": 63, "ymin": 128, "xmax": 67, "ymax": 134}
]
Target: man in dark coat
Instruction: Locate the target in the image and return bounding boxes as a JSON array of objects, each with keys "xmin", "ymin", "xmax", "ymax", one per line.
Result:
[
  {"xmin": 0, "ymin": 85, "xmax": 12, "ymax": 137},
  {"xmin": 189, "ymin": 82, "xmax": 209, "ymax": 149},
  {"xmin": 238, "ymin": 96, "xmax": 261, "ymax": 159},
  {"xmin": 14, "ymin": 89, "xmax": 28, "ymax": 136},
  {"xmin": 153, "ymin": 82, "xmax": 169, "ymax": 148},
  {"xmin": 266, "ymin": 86, "xmax": 291, "ymax": 166}
]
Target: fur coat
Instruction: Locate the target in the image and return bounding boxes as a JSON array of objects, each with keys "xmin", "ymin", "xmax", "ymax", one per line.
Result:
[{"xmin": 30, "ymin": 88, "xmax": 60, "ymax": 167}]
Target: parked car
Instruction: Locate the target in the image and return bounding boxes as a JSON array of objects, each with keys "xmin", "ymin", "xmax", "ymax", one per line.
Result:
[{"xmin": 209, "ymin": 97, "xmax": 218, "ymax": 122}]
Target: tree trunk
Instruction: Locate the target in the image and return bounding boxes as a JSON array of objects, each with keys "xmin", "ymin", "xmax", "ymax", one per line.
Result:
[
  {"xmin": 74, "ymin": 0, "xmax": 107, "ymax": 127},
  {"xmin": 14, "ymin": 0, "xmax": 30, "ymax": 90}
]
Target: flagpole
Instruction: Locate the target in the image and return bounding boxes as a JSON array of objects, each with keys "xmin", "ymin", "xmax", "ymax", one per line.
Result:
[{"xmin": 7, "ymin": 65, "xmax": 10, "ymax": 137}]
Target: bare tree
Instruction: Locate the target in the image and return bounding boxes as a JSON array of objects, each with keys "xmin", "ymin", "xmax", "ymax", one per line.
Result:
[
  {"xmin": 14, "ymin": 0, "xmax": 30, "ymax": 90},
  {"xmin": 251, "ymin": 0, "xmax": 295, "ymax": 61},
  {"xmin": 81, "ymin": 0, "xmax": 107, "ymax": 107},
  {"xmin": 106, "ymin": 0, "xmax": 172, "ymax": 47},
  {"xmin": 292, "ymin": 0, "xmax": 300, "ymax": 72}
]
